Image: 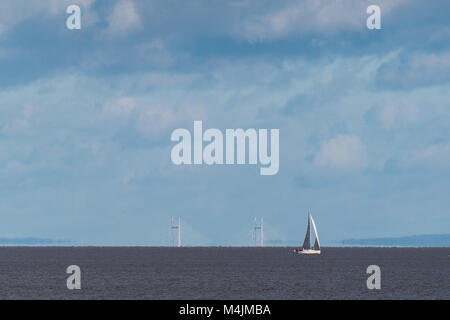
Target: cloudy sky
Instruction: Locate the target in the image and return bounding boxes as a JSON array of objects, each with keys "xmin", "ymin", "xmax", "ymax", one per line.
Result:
[{"xmin": 0, "ymin": 0, "xmax": 449, "ymax": 245}]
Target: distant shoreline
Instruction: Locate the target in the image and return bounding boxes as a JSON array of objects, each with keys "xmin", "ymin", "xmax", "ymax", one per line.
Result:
[
  {"xmin": 342, "ymin": 234, "xmax": 450, "ymax": 247},
  {"xmin": 1, "ymin": 233, "xmax": 449, "ymax": 247}
]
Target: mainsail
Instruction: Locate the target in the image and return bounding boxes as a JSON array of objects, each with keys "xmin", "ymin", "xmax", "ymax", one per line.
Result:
[{"xmin": 302, "ymin": 211, "xmax": 311, "ymax": 249}]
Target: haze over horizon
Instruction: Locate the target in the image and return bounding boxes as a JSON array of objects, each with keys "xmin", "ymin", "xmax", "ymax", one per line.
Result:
[
  {"xmin": 1, "ymin": 0, "xmax": 450, "ymax": 246},
  {"xmin": 1, "ymin": 232, "xmax": 450, "ymax": 247}
]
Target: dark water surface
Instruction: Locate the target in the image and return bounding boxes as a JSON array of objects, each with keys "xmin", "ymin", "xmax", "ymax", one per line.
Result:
[{"xmin": 0, "ymin": 247, "xmax": 448, "ymax": 299}]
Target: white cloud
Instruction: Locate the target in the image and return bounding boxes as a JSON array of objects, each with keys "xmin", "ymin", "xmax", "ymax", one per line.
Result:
[
  {"xmin": 2, "ymin": 104, "xmax": 37, "ymax": 134},
  {"xmin": 136, "ymin": 105, "xmax": 177, "ymax": 139},
  {"xmin": 377, "ymin": 99, "xmax": 420, "ymax": 130},
  {"xmin": 102, "ymin": 96, "xmax": 136, "ymax": 117},
  {"xmin": 410, "ymin": 52, "xmax": 450, "ymax": 75},
  {"xmin": 239, "ymin": 0, "xmax": 408, "ymax": 41},
  {"xmin": 403, "ymin": 143, "xmax": 450, "ymax": 168},
  {"xmin": 100, "ymin": 94, "xmax": 206, "ymax": 141},
  {"xmin": 314, "ymin": 134, "xmax": 368, "ymax": 171},
  {"xmin": 136, "ymin": 40, "xmax": 174, "ymax": 67},
  {"xmin": 106, "ymin": 0, "xmax": 141, "ymax": 37},
  {"xmin": 377, "ymin": 50, "xmax": 450, "ymax": 88}
]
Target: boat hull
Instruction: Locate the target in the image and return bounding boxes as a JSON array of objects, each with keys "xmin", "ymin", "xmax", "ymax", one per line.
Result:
[{"xmin": 294, "ymin": 249, "xmax": 321, "ymax": 255}]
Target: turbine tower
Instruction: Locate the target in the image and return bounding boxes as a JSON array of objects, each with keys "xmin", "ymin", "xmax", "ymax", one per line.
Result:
[
  {"xmin": 170, "ymin": 216, "xmax": 181, "ymax": 247},
  {"xmin": 253, "ymin": 217, "xmax": 264, "ymax": 247}
]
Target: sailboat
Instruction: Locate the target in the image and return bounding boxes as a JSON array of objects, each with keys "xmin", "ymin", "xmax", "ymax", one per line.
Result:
[{"xmin": 294, "ymin": 209, "xmax": 321, "ymax": 254}]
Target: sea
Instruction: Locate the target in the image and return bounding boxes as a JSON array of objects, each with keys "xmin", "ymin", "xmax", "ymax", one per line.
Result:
[{"xmin": 0, "ymin": 247, "xmax": 448, "ymax": 299}]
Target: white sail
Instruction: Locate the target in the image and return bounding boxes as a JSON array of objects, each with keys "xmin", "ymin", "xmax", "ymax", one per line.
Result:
[{"xmin": 310, "ymin": 214, "xmax": 320, "ymax": 250}]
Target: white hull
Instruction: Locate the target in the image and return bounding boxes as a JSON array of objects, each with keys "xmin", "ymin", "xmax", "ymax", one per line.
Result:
[{"xmin": 294, "ymin": 249, "xmax": 321, "ymax": 255}]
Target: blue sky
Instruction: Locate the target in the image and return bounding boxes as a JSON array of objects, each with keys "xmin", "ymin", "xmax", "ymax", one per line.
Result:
[{"xmin": 0, "ymin": 0, "xmax": 449, "ymax": 245}]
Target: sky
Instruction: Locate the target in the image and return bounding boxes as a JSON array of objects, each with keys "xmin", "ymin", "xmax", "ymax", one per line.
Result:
[{"xmin": 0, "ymin": 0, "xmax": 449, "ymax": 246}]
